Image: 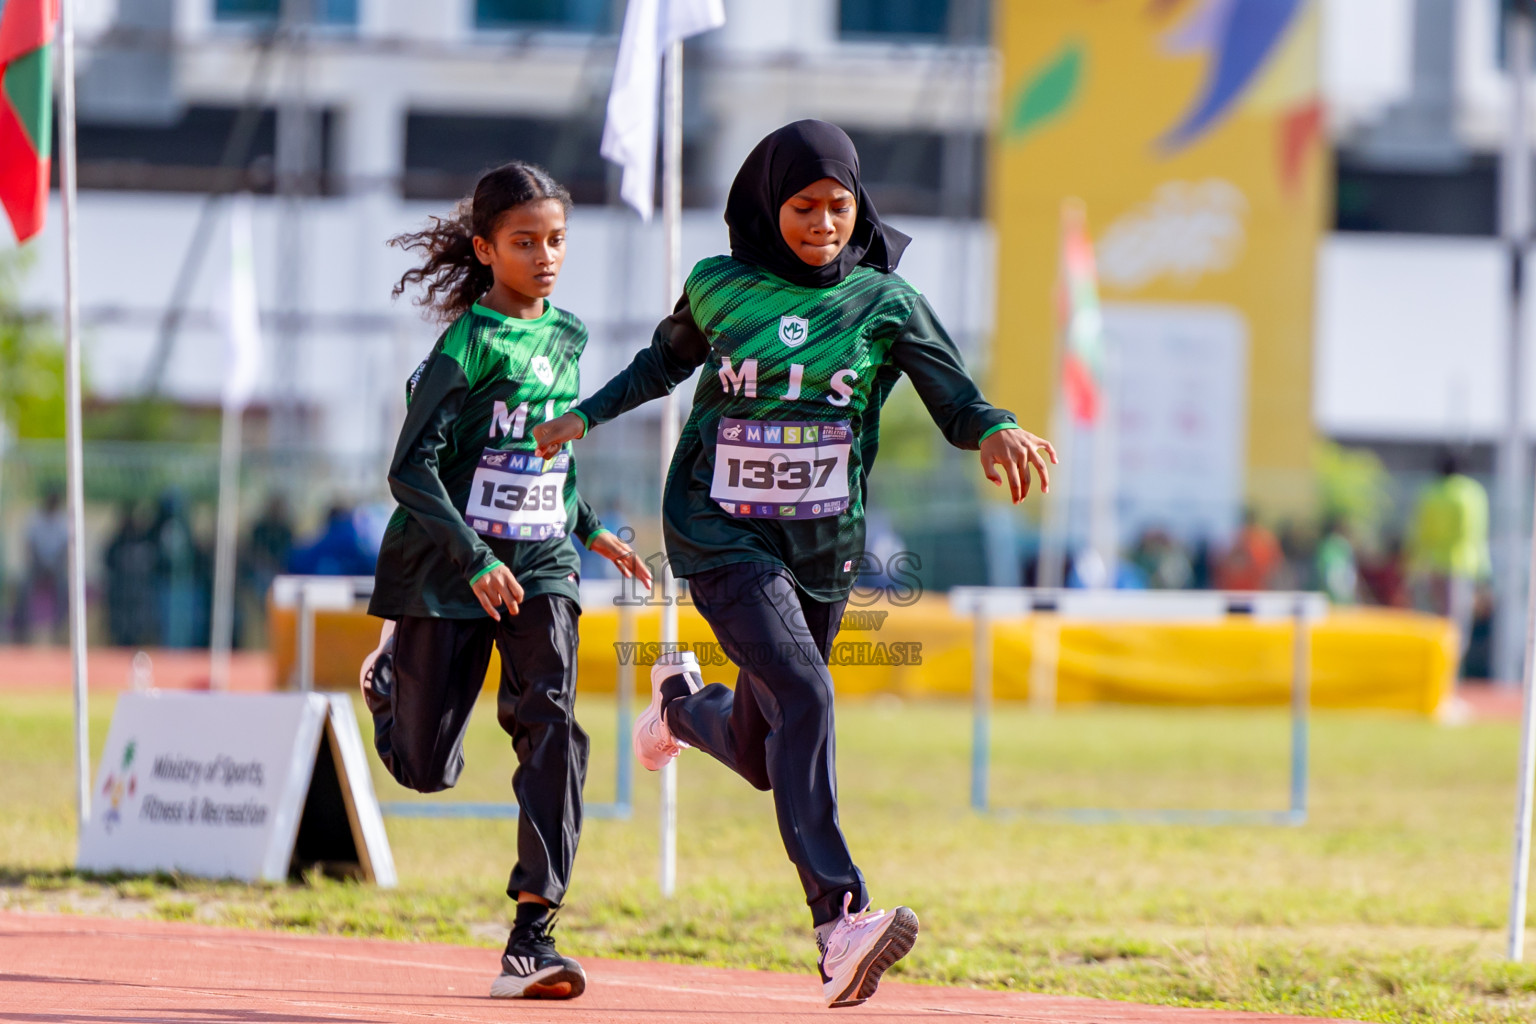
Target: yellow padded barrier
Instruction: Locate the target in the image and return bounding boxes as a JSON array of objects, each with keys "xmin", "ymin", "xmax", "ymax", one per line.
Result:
[{"xmin": 271, "ymin": 595, "xmax": 1455, "ymax": 715}]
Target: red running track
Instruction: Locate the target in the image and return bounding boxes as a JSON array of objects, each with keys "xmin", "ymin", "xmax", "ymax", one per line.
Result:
[{"xmin": 0, "ymin": 912, "xmax": 1361, "ymax": 1023}]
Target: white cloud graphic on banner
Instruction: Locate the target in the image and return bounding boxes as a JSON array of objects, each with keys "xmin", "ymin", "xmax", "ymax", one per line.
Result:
[{"xmin": 1097, "ymin": 179, "xmax": 1248, "ymax": 290}]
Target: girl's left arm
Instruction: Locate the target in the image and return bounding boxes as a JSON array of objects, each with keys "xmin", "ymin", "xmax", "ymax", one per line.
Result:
[
  {"xmin": 574, "ymin": 494, "xmax": 606, "ymax": 548},
  {"xmin": 574, "ymin": 494, "xmax": 653, "ymax": 589},
  {"xmin": 891, "ymin": 296, "xmax": 1056, "ymax": 502},
  {"xmin": 890, "ymin": 295, "xmax": 1017, "ymax": 448}
]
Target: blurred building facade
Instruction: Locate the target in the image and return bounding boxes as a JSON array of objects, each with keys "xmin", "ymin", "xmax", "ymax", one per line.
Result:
[{"xmin": 0, "ymin": 0, "xmax": 1533, "ymax": 617}]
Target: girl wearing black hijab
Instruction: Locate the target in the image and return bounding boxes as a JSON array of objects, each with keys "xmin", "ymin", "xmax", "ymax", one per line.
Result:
[{"xmin": 535, "ymin": 120, "xmax": 1054, "ymax": 1007}]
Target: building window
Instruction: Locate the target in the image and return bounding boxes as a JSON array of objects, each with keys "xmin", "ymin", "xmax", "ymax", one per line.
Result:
[
  {"xmin": 844, "ymin": 128, "xmax": 985, "ymax": 218},
  {"xmin": 1334, "ymin": 154, "xmax": 1497, "ymax": 236},
  {"xmin": 57, "ymin": 105, "xmax": 337, "ymax": 195},
  {"xmin": 474, "ymin": 0, "xmax": 614, "ymax": 32},
  {"xmin": 404, "ymin": 110, "xmax": 708, "ymax": 206},
  {"xmin": 212, "ymin": 0, "xmax": 359, "ymax": 26},
  {"xmin": 838, "ymin": 0, "xmax": 987, "ymax": 43},
  {"xmin": 404, "ymin": 113, "xmax": 610, "ymax": 203}
]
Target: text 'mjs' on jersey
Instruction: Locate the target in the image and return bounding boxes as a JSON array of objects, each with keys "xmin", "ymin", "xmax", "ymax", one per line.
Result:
[{"xmin": 371, "ymin": 302, "xmax": 603, "ymax": 619}]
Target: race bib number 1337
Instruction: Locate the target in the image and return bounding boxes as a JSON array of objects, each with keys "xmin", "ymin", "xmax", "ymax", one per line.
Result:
[{"xmin": 711, "ymin": 418, "xmax": 852, "ymax": 520}]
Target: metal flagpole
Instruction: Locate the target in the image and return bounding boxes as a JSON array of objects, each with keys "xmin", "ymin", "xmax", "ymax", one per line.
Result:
[
  {"xmin": 209, "ymin": 366, "xmax": 244, "ymax": 692},
  {"xmin": 210, "ymin": 197, "xmax": 258, "ymax": 691},
  {"xmin": 59, "ymin": 0, "xmax": 91, "ymax": 831},
  {"xmin": 1498, "ymin": 1, "xmax": 1534, "ymax": 687},
  {"xmin": 1507, "ymin": 450, "xmax": 1536, "ymax": 961},
  {"xmin": 210, "ymin": 399, "xmax": 242, "ymax": 687},
  {"xmin": 658, "ymin": 37, "xmax": 683, "ymax": 898},
  {"xmin": 1506, "ymin": 6, "xmax": 1536, "ymax": 956}
]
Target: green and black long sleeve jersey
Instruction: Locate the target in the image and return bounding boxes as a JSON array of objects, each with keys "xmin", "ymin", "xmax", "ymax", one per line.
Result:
[
  {"xmin": 370, "ymin": 301, "xmax": 606, "ymax": 620},
  {"xmin": 573, "ymin": 256, "xmax": 1019, "ymax": 602}
]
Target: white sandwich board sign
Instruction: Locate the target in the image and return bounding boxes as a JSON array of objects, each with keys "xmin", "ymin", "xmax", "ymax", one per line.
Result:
[{"xmin": 77, "ymin": 692, "xmax": 395, "ymax": 886}]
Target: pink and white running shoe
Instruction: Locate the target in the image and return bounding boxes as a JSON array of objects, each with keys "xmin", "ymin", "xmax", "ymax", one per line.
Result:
[
  {"xmin": 817, "ymin": 893, "xmax": 920, "ymax": 1008},
  {"xmin": 633, "ymin": 651, "xmax": 701, "ymax": 771}
]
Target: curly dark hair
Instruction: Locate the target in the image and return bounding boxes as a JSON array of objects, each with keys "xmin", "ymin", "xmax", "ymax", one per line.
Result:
[{"xmin": 389, "ymin": 161, "xmax": 573, "ymax": 322}]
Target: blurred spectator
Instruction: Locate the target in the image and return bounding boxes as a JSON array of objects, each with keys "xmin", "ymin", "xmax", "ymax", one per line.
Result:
[
  {"xmin": 1315, "ymin": 516, "xmax": 1359, "ymax": 605},
  {"xmin": 1189, "ymin": 537, "xmax": 1216, "ymax": 590},
  {"xmin": 14, "ymin": 488, "xmax": 70, "ymax": 641},
  {"xmin": 1359, "ymin": 534, "xmax": 1409, "ymax": 608},
  {"xmin": 1408, "ymin": 451, "xmax": 1490, "ymax": 666},
  {"xmin": 153, "ymin": 490, "xmax": 204, "ymax": 648},
  {"xmin": 104, "ymin": 500, "xmax": 159, "ymax": 646},
  {"xmin": 288, "ymin": 504, "xmax": 378, "ymax": 577},
  {"xmin": 1274, "ymin": 520, "xmax": 1316, "ymax": 592},
  {"xmin": 14, "ymin": 487, "xmax": 69, "ymax": 643},
  {"xmin": 1129, "ymin": 528, "xmax": 1193, "ymax": 590},
  {"xmin": 239, "ymin": 496, "xmax": 295, "ymax": 642},
  {"xmin": 1214, "ymin": 510, "xmax": 1282, "ymax": 591}
]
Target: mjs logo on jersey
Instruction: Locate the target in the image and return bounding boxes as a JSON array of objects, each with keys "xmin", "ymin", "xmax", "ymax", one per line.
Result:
[
  {"xmin": 531, "ymin": 355, "xmax": 555, "ymax": 386},
  {"xmin": 778, "ymin": 315, "xmax": 808, "ymax": 348}
]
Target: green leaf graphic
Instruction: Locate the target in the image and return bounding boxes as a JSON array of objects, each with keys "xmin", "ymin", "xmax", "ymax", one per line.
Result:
[{"xmin": 1004, "ymin": 41, "xmax": 1083, "ymax": 142}]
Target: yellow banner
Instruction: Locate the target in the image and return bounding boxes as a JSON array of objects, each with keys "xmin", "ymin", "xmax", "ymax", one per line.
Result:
[{"xmin": 991, "ymin": 0, "xmax": 1327, "ymax": 516}]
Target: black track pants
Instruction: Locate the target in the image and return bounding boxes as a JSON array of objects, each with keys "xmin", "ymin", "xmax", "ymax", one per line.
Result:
[
  {"xmin": 370, "ymin": 594, "xmax": 588, "ymax": 906},
  {"xmin": 665, "ymin": 561, "xmax": 866, "ymax": 927}
]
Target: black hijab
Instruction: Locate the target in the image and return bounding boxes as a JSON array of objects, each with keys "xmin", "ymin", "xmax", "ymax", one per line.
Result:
[{"xmin": 724, "ymin": 119, "xmax": 911, "ymax": 289}]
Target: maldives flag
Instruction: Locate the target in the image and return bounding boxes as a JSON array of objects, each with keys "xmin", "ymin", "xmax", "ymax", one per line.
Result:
[
  {"xmin": 1054, "ymin": 200, "xmax": 1104, "ymax": 425},
  {"xmin": 0, "ymin": 0, "xmax": 59, "ymax": 244}
]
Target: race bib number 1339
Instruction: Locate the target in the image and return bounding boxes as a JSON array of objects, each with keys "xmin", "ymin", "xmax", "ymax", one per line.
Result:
[{"xmin": 464, "ymin": 448, "xmax": 569, "ymax": 541}]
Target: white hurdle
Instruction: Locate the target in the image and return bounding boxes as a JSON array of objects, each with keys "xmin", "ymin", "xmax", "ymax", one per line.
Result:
[{"xmin": 949, "ymin": 587, "xmax": 1328, "ymax": 825}]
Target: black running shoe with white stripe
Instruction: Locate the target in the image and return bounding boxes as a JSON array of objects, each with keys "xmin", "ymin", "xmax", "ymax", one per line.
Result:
[{"xmin": 490, "ymin": 917, "xmax": 586, "ymax": 999}]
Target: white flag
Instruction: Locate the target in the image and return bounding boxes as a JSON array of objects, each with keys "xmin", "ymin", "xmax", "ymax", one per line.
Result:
[
  {"xmin": 224, "ymin": 195, "xmax": 262, "ymax": 410},
  {"xmin": 601, "ymin": 0, "xmax": 725, "ymax": 220}
]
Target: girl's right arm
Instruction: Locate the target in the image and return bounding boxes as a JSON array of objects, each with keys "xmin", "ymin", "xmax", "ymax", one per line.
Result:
[
  {"xmin": 388, "ymin": 349, "xmax": 509, "ymax": 590},
  {"xmin": 533, "ymin": 295, "xmax": 708, "ymax": 457}
]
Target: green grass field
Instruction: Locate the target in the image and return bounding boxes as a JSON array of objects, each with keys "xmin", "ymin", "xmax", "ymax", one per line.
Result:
[{"xmin": 3, "ymin": 689, "xmax": 1536, "ymax": 1022}]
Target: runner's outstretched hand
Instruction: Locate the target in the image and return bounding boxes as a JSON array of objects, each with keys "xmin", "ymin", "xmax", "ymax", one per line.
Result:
[
  {"xmin": 980, "ymin": 427, "xmax": 1057, "ymax": 504},
  {"xmin": 533, "ymin": 413, "xmax": 585, "ymax": 459},
  {"xmin": 472, "ymin": 564, "xmax": 524, "ymax": 620},
  {"xmin": 589, "ymin": 531, "xmax": 653, "ymax": 591}
]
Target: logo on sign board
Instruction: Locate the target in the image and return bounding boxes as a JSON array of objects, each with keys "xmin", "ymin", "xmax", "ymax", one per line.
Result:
[
  {"xmin": 531, "ymin": 355, "xmax": 556, "ymax": 386},
  {"xmin": 101, "ymin": 739, "xmax": 139, "ymax": 834},
  {"xmin": 778, "ymin": 316, "xmax": 809, "ymax": 348}
]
